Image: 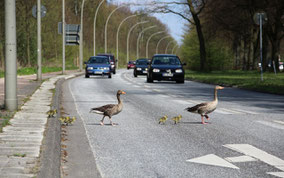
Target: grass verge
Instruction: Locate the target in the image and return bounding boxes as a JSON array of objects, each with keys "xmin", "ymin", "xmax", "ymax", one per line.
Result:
[{"xmin": 185, "ymin": 70, "xmax": 284, "ymax": 95}]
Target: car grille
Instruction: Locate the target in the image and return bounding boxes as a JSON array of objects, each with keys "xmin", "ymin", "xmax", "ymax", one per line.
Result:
[{"xmin": 160, "ymin": 69, "xmax": 175, "ymax": 73}]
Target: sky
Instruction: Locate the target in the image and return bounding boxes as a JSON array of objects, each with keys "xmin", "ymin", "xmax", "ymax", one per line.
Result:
[{"xmin": 108, "ymin": 0, "xmax": 188, "ymax": 45}]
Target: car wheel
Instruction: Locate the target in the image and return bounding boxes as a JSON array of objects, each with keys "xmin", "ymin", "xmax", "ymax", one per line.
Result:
[
  {"xmin": 108, "ymin": 73, "xmax": 112, "ymax": 78},
  {"xmin": 134, "ymin": 71, "xmax": 137, "ymax": 77},
  {"xmin": 176, "ymin": 79, "xmax": 184, "ymax": 83},
  {"xmin": 85, "ymin": 74, "xmax": 89, "ymax": 78},
  {"xmin": 147, "ymin": 76, "xmax": 153, "ymax": 83},
  {"xmin": 127, "ymin": 67, "xmax": 129, "ymax": 70},
  {"xmin": 113, "ymin": 69, "xmax": 116, "ymax": 74}
]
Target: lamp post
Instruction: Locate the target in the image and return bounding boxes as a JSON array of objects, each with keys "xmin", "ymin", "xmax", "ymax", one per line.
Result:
[
  {"xmin": 171, "ymin": 44, "xmax": 179, "ymax": 54},
  {"xmin": 165, "ymin": 41, "xmax": 175, "ymax": 54},
  {"xmin": 79, "ymin": 0, "xmax": 86, "ymax": 71},
  {"xmin": 105, "ymin": 5, "xmax": 127, "ymax": 53},
  {"xmin": 5, "ymin": 0, "xmax": 17, "ymax": 111},
  {"xmin": 37, "ymin": 0, "xmax": 42, "ymax": 80},
  {"xmin": 93, "ymin": 0, "xmax": 104, "ymax": 56},
  {"xmin": 116, "ymin": 14, "xmax": 137, "ymax": 68},
  {"xmin": 146, "ymin": 31, "xmax": 165, "ymax": 58},
  {"xmin": 156, "ymin": 35, "xmax": 171, "ymax": 54},
  {"xmin": 62, "ymin": 0, "xmax": 65, "ymax": 74},
  {"xmin": 127, "ymin": 21, "xmax": 148, "ymax": 63},
  {"xmin": 136, "ymin": 25, "xmax": 156, "ymax": 59}
]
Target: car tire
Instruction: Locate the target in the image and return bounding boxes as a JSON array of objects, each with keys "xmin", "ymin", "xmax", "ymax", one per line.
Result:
[
  {"xmin": 108, "ymin": 73, "xmax": 112, "ymax": 78},
  {"xmin": 176, "ymin": 79, "xmax": 184, "ymax": 83},
  {"xmin": 147, "ymin": 76, "xmax": 153, "ymax": 83},
  {"xmin": 134, "ymin": 71, "xmax": 137, "ymax": 77},
  {"xmin": 85, "ymin": 74, "xmax": 89, "ymax": 78},
  {"xmin": 113, "ymin": 69, "xmax": 116, "ymax": 74}
]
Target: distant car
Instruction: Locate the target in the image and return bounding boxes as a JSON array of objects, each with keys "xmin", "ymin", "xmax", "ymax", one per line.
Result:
[
  {"xmin": 84, "ymin": 56, "xmax": 112, "ymax": 78},
  {"xmin": 97, "ymin": 53, "xmax": 116, "ymax": 74},
  {"xmin": 147, "ymin": 54, "xmax": 185, "ymax": 83},
  {"xmin": 127, "ymin": 61, "xmax": 136, "ymax": 69},
  {"xmin": 134, "ymin": 58, "xmax": 148, "ymax": 77}
]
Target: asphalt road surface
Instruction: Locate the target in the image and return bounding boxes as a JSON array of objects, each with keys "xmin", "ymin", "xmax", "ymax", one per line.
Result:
[{"xmin": 66, "ymin": 69, "xmax": 284, "ymax": 178}]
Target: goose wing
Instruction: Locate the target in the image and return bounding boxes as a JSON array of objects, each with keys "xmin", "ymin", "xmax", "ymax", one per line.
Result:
[
  {"xmin": 185, "ymin": 102, "xmax": 208, "ymax": 113},
  {"xmin": 90, "ymin": 104, "xmax": 116, "ymax": 114}
]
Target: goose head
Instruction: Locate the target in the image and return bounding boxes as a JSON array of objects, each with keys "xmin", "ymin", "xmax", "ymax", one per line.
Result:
[
  {"xmin": 117, "ymin": 90, "xmax": 126, "ymax": 95},
  {"xmin": 215, "ymin": 86, "xmax": 224, "ymax": 90}
]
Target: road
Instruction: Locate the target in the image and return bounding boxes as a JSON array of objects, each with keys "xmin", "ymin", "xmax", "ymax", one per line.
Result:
[{"xmin": 64, "ymin": 69, "xmax": 284, "ymax": 178}]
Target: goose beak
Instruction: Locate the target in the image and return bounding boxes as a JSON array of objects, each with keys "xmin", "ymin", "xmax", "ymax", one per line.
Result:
[{"xmin": 122, "ymin": 91, "xmax": 126, "ymax": 94}]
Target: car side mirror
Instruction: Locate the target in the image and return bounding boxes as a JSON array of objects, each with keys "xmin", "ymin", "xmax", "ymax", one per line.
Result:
[
  {"xmin": 182, "ymin": 62, "xmax": 186, "ymax": 66},
  {"xmin": 84, "ymin": 61, "xmax": 87, "ymax": 64}
]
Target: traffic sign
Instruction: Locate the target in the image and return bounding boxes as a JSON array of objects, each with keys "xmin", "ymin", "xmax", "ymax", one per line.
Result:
[
  {"xmin": 32, "ymin": 5, "xmax": 47, "ymax": 18},
  {"xmin": 58, "ymin": 23, "xmax": 80, "ymax": 45}
]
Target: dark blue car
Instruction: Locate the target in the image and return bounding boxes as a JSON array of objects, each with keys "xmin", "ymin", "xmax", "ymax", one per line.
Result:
[
  {"xmin": 147, "ymin": 54, "xmax": 185, "ymax": 83},
  {"xmin": 85, "ymin": 56, "xmax": 112, "ymax": 78},
  {"xmin": 134, "ymin": 58, "xmax": 149, "ymax": 77}
]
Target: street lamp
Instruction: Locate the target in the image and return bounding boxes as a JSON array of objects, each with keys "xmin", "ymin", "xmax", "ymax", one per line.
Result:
[
  {"xmin": 127, "ymin": 21, "xmax": 149, "ymax": 63},
  {"xmin": 171, "ymin": 44, "xmax": 179, "ymax": 54},
  {"xmin": 116, "ymin": 14, "xmax": 137, "ymax": 68},
  {"xmin": 105, "ymin": 5, "xmax": 127, "ymax": 53},
  {"xmin": 93, "ymin": 0, "xmax": 105, "ymax": 56},
  {"xmin": 156, "ymin": 35, "xmax": 171, "ymax": 54},
  {"xmin": 136, "ymin": 25, "xmax": 156, "ymax": 59},
  {"xmin": 146, "ymin": 31, "xmax": 165, "ymax": 58},
  {"xmin": 165, "ymin": 41, "xmax": 175, "ymax": 54},
  {"xmin": 79, "ymin": 0, "xmax": 86, "ymax": 71},
  {"xmin": 62, "ymin": 0, "xmax": 65, "ymax": 74}
]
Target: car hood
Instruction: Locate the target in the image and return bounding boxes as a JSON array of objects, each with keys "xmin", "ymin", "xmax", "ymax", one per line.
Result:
[
  {"xmin": 86, "ymin": 63, "xmax": 110, "ymax": 68},
  {"xmin": 151, "ymin": 65, "xmax": 182, "ymax": 69},
  {"xmin": 135, "ymin": 65, "xmax": 148, "ymax": 68}
]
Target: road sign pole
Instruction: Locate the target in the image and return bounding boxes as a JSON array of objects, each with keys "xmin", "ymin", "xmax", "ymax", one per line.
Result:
[
  {"xmin": 259, "ymin": 14, "xmax": 263, "ymax": 81},
  {"xmin": 37, "ymin": 0, "xmax": 42, "ymax": 80},
  {"xmin": 4, "ymin": 0, "xmax": 18, "ymax": 111},
  {"xmin": 62, "ymin": 0, "xmax": 65, "ymax": 74},
  {"xmin": 79, "ymin": 0, "xmax": 85, "ymax": 71}
]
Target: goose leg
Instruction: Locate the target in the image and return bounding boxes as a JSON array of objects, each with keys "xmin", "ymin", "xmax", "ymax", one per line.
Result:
[
  {"xmin": 100, "ymin": 116, "xmax": 105, "ymax": 126},
  {"xmin": 109, "ymin": 117, "xmax": 115, "ymax": 126},
  {"xmin": 201, "ymin": 115, "xmax": 207, "ymax": 124},
  {"xmin": 205, "ymin": 115, "xmax": 210, "ymax": 120}
]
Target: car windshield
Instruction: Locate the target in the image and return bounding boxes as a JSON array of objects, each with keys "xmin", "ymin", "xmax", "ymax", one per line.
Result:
[
  {"xmin": 136, "ymin": 60, "xmax": 148, "ymax": 65},
  {"xmin": 152, "ymin": 56, "xmax": 181, "ymax": 65},
  {"xmin": 88, "ymin": 57, "xmax": 109, "ymax": 64}
]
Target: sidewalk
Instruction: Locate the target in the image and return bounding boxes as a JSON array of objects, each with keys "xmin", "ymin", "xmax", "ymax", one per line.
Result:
[{"xmin": 0, "ymin": 70, "xmax": 83, "ymax": 177}]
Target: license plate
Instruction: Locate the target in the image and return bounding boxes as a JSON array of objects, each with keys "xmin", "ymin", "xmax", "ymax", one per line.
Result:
[
  {"xmin": 143, "ymin": 71, "xmax": 147, "ymax": 73},
  {"xmin": 163, "ymin": 73, "xmax": 173, "ymax": 77},
  {"xmin": 95, "ymin": 71, "xmax": 103, "ymax": 74}
]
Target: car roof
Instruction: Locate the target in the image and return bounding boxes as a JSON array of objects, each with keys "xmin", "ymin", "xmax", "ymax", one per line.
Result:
[
  {"xmin": 97, "ymin": 53, "xmax": 114, "ymax": 56},
  {"xmin": 153, "ymin": 54, "xmax": 177, "ymax": 57},
  {"xmin": 90, "ymin": 56, "xmax": 108, "ymax": 59},
  {"xmin": 136, "ymin": 58, "xmax": 148, "ymax": 61}
]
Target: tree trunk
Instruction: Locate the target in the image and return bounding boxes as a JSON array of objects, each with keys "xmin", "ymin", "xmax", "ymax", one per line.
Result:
[{"xmin": 187, "ymin": 0, "xmax": 206, "ymax": 71}]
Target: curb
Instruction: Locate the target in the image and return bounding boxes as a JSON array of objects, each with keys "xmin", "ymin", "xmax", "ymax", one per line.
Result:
[{"xmin": 0, "ymin": 72, "xmax": 83, "ymax": 178}]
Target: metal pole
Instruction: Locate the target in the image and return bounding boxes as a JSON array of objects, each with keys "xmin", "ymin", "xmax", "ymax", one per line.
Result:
[
  {"xmin": 94, "ymin": 0, "xmax": 105, "ymax": 56},
  {"xmin": 156, "ymin": 35, "xmax": 171, "ymax": 54},
  {"xmin": 259, "ymin": 14, "xmax": 263, "ymax": 81},
  {"xmin": 4, "ymin": 0, "xmax": 17, "ymax": 110},
  {"xmin": 105, "ymin": 5, "xmax": 127, "ymax": 54},
  {"xmin": 136, "ymin": 25, "xmax": 156, "ymax": 59},
  {"xmin": 165, "ymin": 41, "xmax": 174, "ymax": 54},
  {"xmin": 37, "ymin": 0, "xmax": 42, "ymax": 80},
  {"xmin": 146, "ymin": 31, "xmax": 165, "ymax": 58},
  {"xmin": 127, "ymin": 21, "xmax": 148, "ymax": 63},
  {"xmin": 79, "ymin": 0, "xmax": 85, "ymax": 71},
  {"xmin": 62, "ymin": 0, "xmax": 65, "ymax": 74},
  {"xmin": 116, "ymin": 15, "xmax": 137, "ymax": 69},
  {"xmin": 171, "ymin": 44, "xmax": 179, "ymax": 54}
]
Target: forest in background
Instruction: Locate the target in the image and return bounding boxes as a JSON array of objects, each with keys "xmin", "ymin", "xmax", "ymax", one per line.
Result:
[{"xmin": 0, "ymin": 0, "xmax": 175, "ymax": 70}]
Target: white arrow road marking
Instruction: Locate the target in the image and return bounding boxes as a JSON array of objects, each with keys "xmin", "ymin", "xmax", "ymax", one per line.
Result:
[
  {"xmin": 186, "ymin": 154, "xmax": 239, "ymax": 169},
  {"xmin": 256, "ymin": 121, "xmax": 284, "ymax": 130},
  {"xmin": 225, "ymin": 155, "xmax": 257, "ymax": 163},
  {"xmin": 273, "ymin": 120, "xmax": 284, "ymax": 125},
  {"xmin": 224, "ymin": 144, "xmax": 284, "ymax": 172},
  {"xmin": 267, "ymin": 172, "xmax": 284, "ymax": 178}
]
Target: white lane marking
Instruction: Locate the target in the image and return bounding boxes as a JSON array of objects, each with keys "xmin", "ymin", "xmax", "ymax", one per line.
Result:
[
  {"xmin": 172, "ymin": 100, "xmax": 190, "ymax": 105},
  {"xmin": 267, "ymin": 172, "xmax": 284, "ymax": 178},
  {"xmin": 273, "ymin": 120, "xmax": 284, "ymax": 125},
  {"xmin": 153, "ymin": 89, "xmax": 161, "ymax": 92},
  {"xmin": 224, "ymin": 144, "xmax": 284, "ymax": 172},
  {"xmin": 215, "ymin": 109, "xmax": 235, "ymax": 115},
  {"xmin": 256, "ymin": 121, "xmax": 284, "ymax": 130},
  {"xmin": 231, "ymin": 108, "xmax": 259, "ymax": 115},
  {"xmin": 144, "ymin": 89, "xmax": 152, "ymax": 92},
  {"xmin": 225, "ymin": 155, "xmax": 257, "ymax": 163},
  {"xmin": 186, "ymin": 154, "xmax": 239, "ymax": 169},
  {"xmin": 144, "ymin": 85, "xmax": 150, "ymax": 88}
]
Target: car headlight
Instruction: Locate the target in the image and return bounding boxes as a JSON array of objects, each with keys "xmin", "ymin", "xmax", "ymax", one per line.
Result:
[
  {"xmin": 111, "ymin": 65, "xmax": 115, "ymax": 68},
  {"xmin": 87, "ymin": 67, "xmax": 93, "ymax": 70},
  {"xmin": 153, "ymin": 68, "xmax": 160, "ymax": 72},
  {"xmin": 145, "ymin": 68, "xmax": 148, "ymax": 71},
  {"xmin": 137, "ymin": 67, "xmax": 142, "ymax": 71},
  {"xmin": 175, "ymin": 69, "xmax": 183, "ymax": 73}
]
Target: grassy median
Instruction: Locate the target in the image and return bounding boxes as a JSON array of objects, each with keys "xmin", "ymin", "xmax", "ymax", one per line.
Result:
[{"xmin": 185, "ymin": 70, "xmax": 284, "ymax": 95}]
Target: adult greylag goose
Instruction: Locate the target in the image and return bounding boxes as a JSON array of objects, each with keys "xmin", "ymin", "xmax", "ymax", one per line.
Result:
[
  {"xmin": 185, "ymin": 86, "xmax": 224, "ymax": 124},
  {"xmin": 90, "ymin": 90, "xmax": 126, "ymax": 126}
]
